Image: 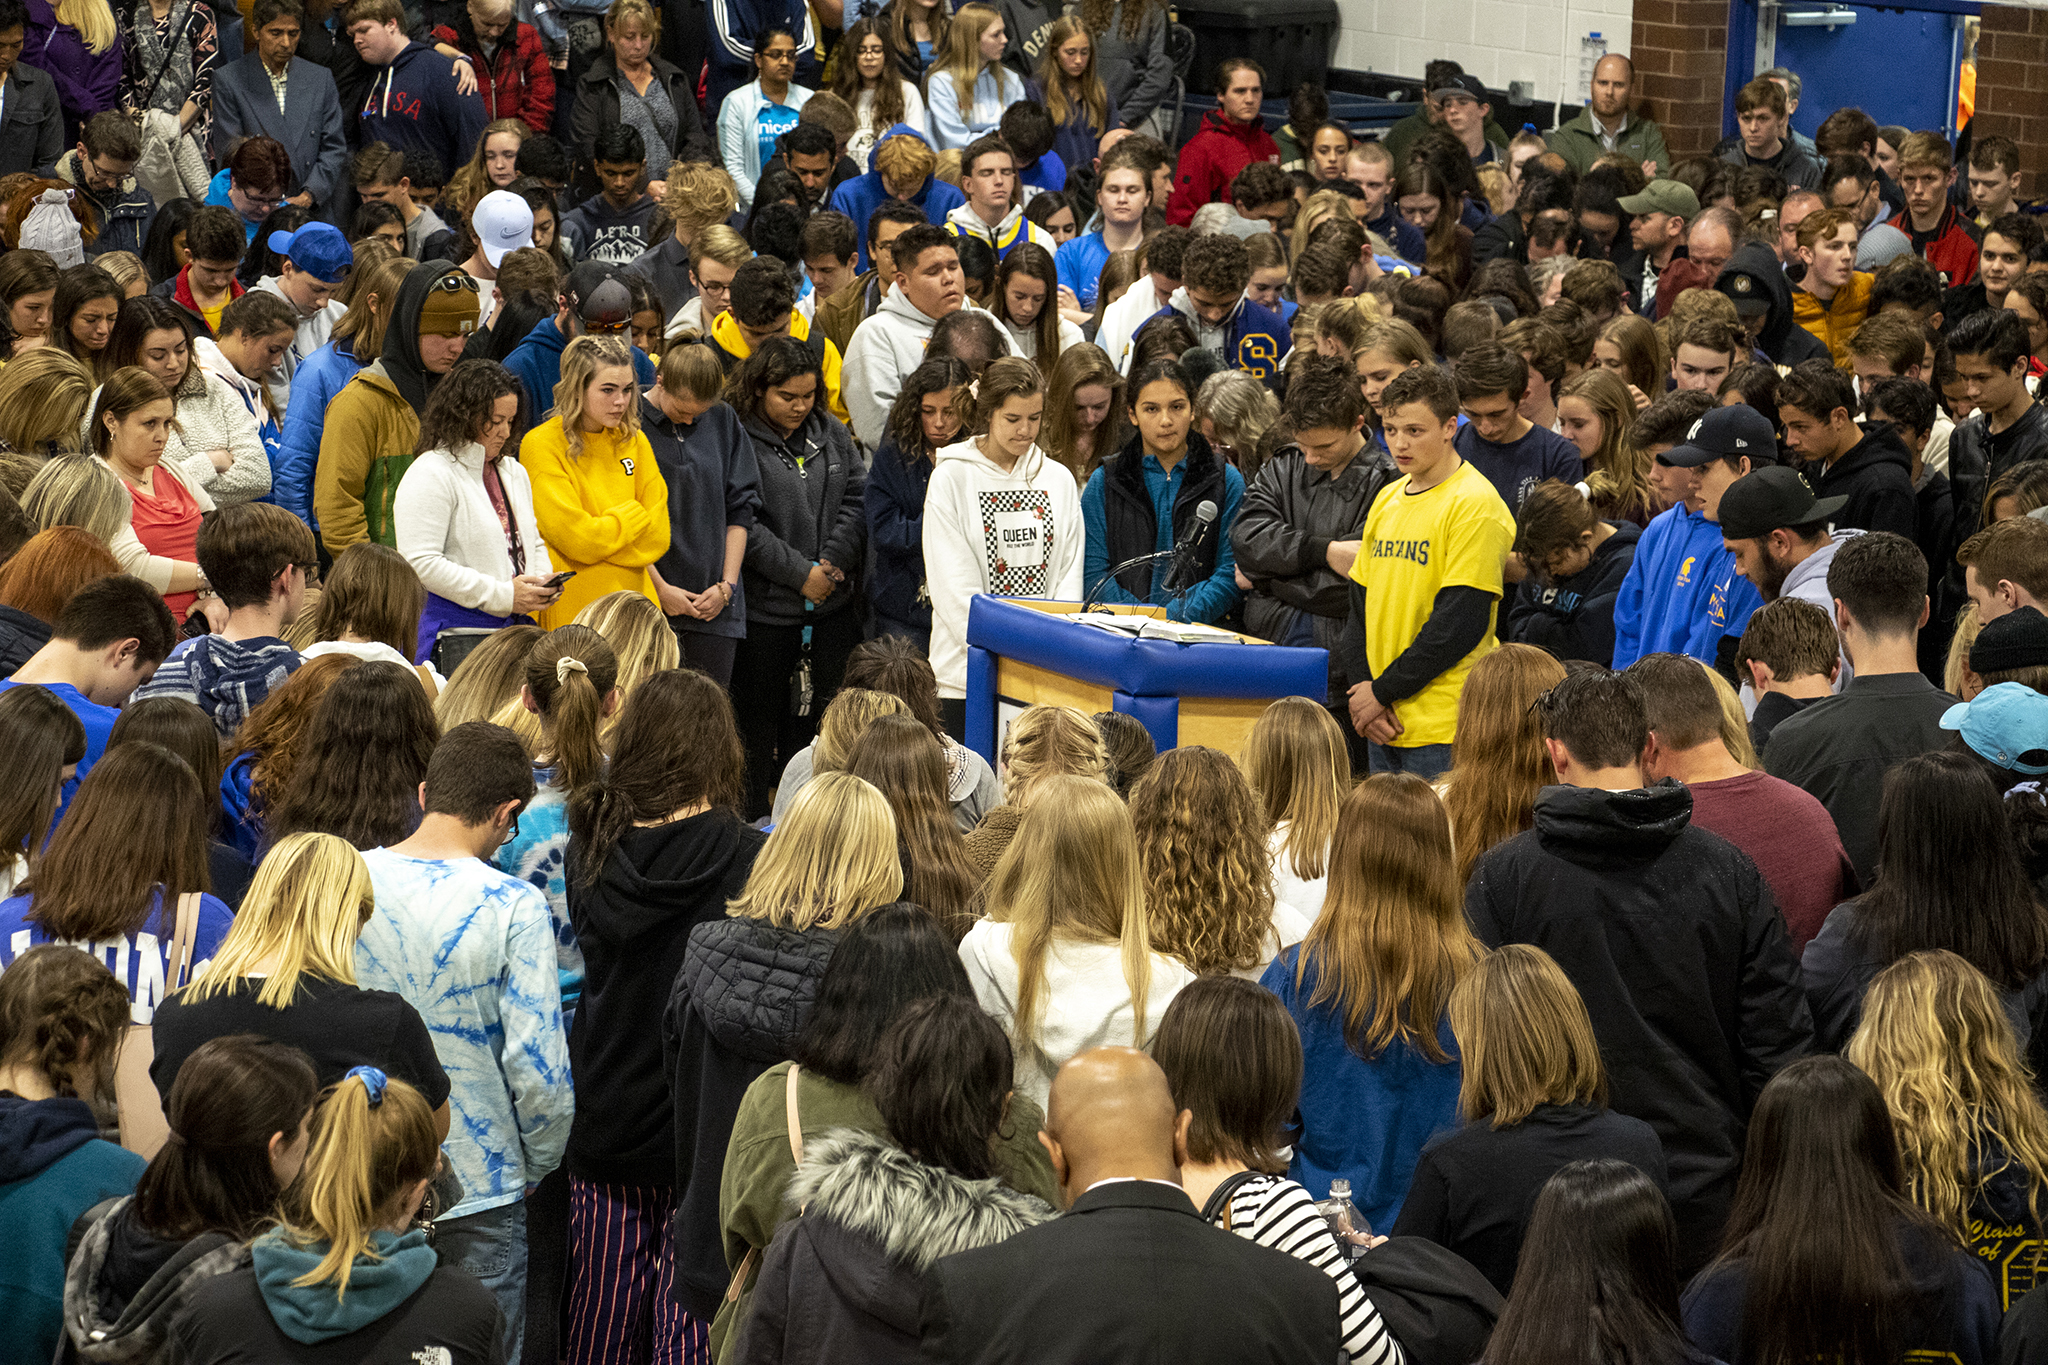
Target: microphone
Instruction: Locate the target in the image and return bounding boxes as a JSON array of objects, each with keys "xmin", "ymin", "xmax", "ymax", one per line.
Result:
[{"xmin": 1162, "ymin": 500, "xmax": 1219, "ymax": 593}]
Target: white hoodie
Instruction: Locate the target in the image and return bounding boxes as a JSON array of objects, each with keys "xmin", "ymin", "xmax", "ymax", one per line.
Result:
[
  {"xmin": 842, "ymin": 289, "xmax": 999, "ymax": 448},
  {"xmin": 1100, "ymin": 275, "xmax": 1172, "ymax": 375},
  {"xmin": 923, "ymin": 436, "xmax": 1084, "ymax": 697}
]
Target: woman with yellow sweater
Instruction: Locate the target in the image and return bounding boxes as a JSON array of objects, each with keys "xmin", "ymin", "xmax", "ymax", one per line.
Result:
[
  {"xmin": 1791, "ymin": 208, "xmax": 1873, "ymax": 367},
  {"xmin": 524, "ymin": 335, "xmax": 671, "ymax": 628}
]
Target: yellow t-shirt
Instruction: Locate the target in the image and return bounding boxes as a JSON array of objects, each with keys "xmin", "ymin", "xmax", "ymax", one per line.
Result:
[
  {"xmin": 200, "ymin": 295, "xmax": 229, "ymax": 337},
  {"xmin": 1348, "ymin": 459, "xmax": 1516, "ymax": 747}
]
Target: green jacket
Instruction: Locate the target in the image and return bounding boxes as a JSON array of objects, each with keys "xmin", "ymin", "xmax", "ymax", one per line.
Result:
[
  {"xmin": 313, "ymin": 361, "xmax": 419, "ymax": 554},
  {"xmin": 710, "ymin": 1060, "xmax": 1060, "ymax": 1360},
  {"xmin": 1545, "ymin": 106, "xmax": 1670, "ymax": 177},
  {"xmin": 1382, "ymin": 109, "xmax": 1512, "ymax": 168}
]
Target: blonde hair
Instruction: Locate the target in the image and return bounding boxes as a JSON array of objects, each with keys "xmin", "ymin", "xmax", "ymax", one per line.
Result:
[
  {"xmin": 447, "ymin": 118, "xmax": 530, "ymax": 217},
  {"xmin": 691, "ymin": 222, "xmax": 752, "ymax": 272},
  {"xmin": 1849, "ymin": 950, "xmax": 2048, "ymax": 1257},
  {"xmin": 1450, "ymin": 944, "xmax": 1607, "ymax": 1128},
  {"xmin": 1703, "ymin": 662, "xmax": 1759, "ymax": 769},
  {"xmin": 999, "ymin": 703, "xmax": 1107, "ymax": 805},
  {"xmin": 1037, "ymin": 16, "xmax": 1106, "ymax": 134},
  {"xmin": 1562, "ymin": 368, "xmax": 1652, "ymax": 524},
  {"xmin": 0, "ymin": 348, "xmax": 92, "ymax": 454},
  {"xmin": 1291, "ymin": 188, "xmax": 1358, "ymax": 264},
  {"xmin": 332, "ymin": 254, "xmax": 415, "ymax": 358},
  {"xmin": 554, "ymin": 334, "xmax": 641, "ymax": 460},
  {"xmin": 1299, "ymin": 774, "xmax": 1480, "ymax": 1061},
  {"xmin": 814, "ymin": 687, "xmax": 910, "ymax": 773},
  {"xmin": 278, "ymin": 1071, "xmax": 438, "ymax": 1296},
  {"xmin": 1438, "ymin": 644, "xmax": 1567, "ymax": 886},
  {"xmin": 523, "ymin": 624, "xmax": 620, "ymax": 791},
  {"xmin": 573, "ymin": 591, "xmax": 677, "ymax": 739},
  {"xmin": 179, "ymin": 834, "xmax": 374, "ymax": 1009},
  {"xmin": 986, "ymin": 776, "xmax": 1154, "ymax": 1048},
  {"xmin": 1129, "ymin": 746, "xmax": 1274, "ymax": 976},
  {"xmin": 55, "ymin": 0, "xmax": 116, "ymax": 54},
  {"xmin": 661, "ymin": 162, "xmax": 740, "ymax": 236},
  {"xmin": 1243, "ymin": 696, "xmax": 1350, "ymax": 883},
  {"xmin": 1314, "ymin": 296, "xmax": 1378, "ymax": 355},
  {"xmin": 22, "ymin": 453, "xmax": 130, "ymax": 544},
  {"xmin": 932, "ymin": 3, "xmax": 1001, "ymax": 113},
  {"xmin": 657, "ymin": 341, "xmax": 726, "ymax": 403},
  {"xmin": 727, "ymin": 771, "xmax": 903, "ymax": 928},
  {"xmin": 94, "ymin": 250, "xmax": 146, "ymax": 293},
  {"xmin": 605, "ymin": 0, "xmax": 659, "ymax": 42},
  {"xmin": 1947, "ymin": 602, "xmax": 1983, "ymax": 697},
  {"xmin": 434, "ymin": 622, "xmax": 546, "ymax": 731}
]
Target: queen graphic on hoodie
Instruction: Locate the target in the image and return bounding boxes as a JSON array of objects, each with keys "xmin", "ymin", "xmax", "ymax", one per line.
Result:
[{"xmin": 922, "ymin": 357, "xmax": 1085, "ymax": 700}]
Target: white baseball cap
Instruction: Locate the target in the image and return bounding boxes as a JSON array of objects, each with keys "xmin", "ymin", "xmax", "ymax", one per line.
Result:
[{"xmin": 473, "ymin": 190, "xmax": 535, "ymax": 268}]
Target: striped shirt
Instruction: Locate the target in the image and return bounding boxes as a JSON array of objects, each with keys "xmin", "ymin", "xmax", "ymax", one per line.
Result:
[{"xmin": 1206, "ymin": 1172, "xmax": 1405, "ymax": 1365}]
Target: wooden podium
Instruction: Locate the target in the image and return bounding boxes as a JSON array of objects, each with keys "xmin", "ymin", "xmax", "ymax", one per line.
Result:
[{"xmin": 962, "ymin": 596, "xmax": 1330, "ymax": 763}]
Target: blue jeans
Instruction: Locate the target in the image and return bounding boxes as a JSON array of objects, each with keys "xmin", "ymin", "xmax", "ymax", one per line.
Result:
[
  {"xmin": 439, "ymin": 1200, "xmax": 528, "ymax": 1364},
  {"xmin": 1368, "ymin": 741, "xmax": 1455, "ymax": 780}
]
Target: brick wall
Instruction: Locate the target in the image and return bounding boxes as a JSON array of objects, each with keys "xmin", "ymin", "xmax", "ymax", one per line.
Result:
[
  {"xmin": 1971, "ymin": 6, "xmax": 2048, "ymax": 188},
  {"xmin": 1628, "ymin": 0, "xmax": 1729, "ymax": 161},
  {"xmin": 1334, "ymin": 0, "xmax": 1634, "ymax": 110}
]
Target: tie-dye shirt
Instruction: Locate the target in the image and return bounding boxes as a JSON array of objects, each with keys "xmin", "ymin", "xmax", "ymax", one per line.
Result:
[
  {"xmin": 495, "ymin": 766, "xmax": 580, "ymax": 1012},
  {"xmin": 357, "ymin": 849, "xmax": 574, "ymax": 1219}
]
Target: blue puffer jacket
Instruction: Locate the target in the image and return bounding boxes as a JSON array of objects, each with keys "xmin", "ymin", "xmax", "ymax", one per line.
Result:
[
  {"xmin": 826, "ymin": 123, "xmax": 967, "ymax": 273},
  {"xmin": 276, "ymin": 338, "xmax": 365, "ymax": 529}
]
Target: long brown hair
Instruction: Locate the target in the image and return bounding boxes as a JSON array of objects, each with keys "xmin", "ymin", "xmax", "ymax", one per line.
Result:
[
  {"xmin": 1129, "ymin": 746, "xmax": 1275, "ymax": 976},
  {"xmin": 226, "ymin": 654, "xmax": 361, "ymax": 812},
  {"xmin": 134, "ymin": 1035, "xmax": 319, "ymax": 1241},
  {"xmin": 1296, "ymin": 774, "xmax": 1479, "ymax": 1062},
  {"xmin": 25, "ymin": 741, "xmax": 211, "ymax": 941},
  {"xmin": 0, "ymin": 685, "xmax": 84, "ymax": 876},
  {"xmin": 994, "ymin": 248, "xmax": 1063, "ymax": 377},
  {"xmin": 265, "ymin": 662, "xmax": 440, "ymax": 851},
  {"xmin": 1042, "ymin": 343, "xmax": 1129, "ymax": 484},
  {"xmin": 1438, "ymin": 644, "xmax": 1567, "ymax": 886},
  {"xmin": 1150, "ymin": 976, "xmax": 1302, "ymax": 1173},
  {"xmin": 1242, "ymin": 696, "xmax": 1350, "ymax": 883},
  {"xmin": 567, "ymin": 668, "xmax": 745, "ymax": 885},
  {"xmin": 847, "ymin": 713, "xmax": 977, "ymax": 939},
  {"xmin": 1036, "ymin": 16, "xmax": 1108, "ymax": 134},
  {"xmin": 833, "ymin": 17, "xmax": 907, "ymax": 128}
]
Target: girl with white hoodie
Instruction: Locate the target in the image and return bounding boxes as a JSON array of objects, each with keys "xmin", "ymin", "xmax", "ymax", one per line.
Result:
[{"xmin": 921, "ymin": 357, "xmax": 1084, "ymax": 712}]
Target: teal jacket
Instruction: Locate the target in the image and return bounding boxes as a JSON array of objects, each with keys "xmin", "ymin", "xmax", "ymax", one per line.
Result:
[
  {"xmin": 1546, "ymin": 107, "xmax": 1670, "ymax": 176},
  {"xmin": 0, "ymin": 1095, "xmax": 146, "ymax": 1362}
]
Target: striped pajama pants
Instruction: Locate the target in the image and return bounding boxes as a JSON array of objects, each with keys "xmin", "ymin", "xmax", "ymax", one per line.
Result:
[{"xmin": 565, "ymin": 1178, "xmax": 710, "ymax": 1365}]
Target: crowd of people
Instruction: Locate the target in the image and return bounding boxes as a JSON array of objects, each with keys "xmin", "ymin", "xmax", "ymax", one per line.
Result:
[{"xmin": 0, "ymin": 0, "xmax": 2039, "ymax": 1359}]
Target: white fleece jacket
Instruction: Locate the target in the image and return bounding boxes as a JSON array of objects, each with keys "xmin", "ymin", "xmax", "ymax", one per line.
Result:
[
  {"xmin": 922, "ymin": 436, "xmax": 1084, "ymax": 698},
  {"xmin": 841, "ymin": 290, "xmax": 999, "ymax": 448},
  {"xmin": 393, "ymin": 440, "xmax": 555, "ymax": 616}
]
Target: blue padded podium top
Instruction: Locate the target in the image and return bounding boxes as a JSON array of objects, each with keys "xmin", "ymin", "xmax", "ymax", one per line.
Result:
[{"xmin": 965, "ymin": 596, "xmax": 1329, "ymax": 700}]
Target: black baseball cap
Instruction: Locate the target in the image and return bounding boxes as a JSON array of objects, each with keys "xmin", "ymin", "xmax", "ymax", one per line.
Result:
[
  {"xmin": 1717, "ymin": 465, "xmax": 1848, "ymax": 540},
  {"xmin": 1430, "ymin": 73, "xmax": 1488, "ymax": 103},
  {"xmin": 1661, "ymin": 405, "xmax": 1778, "ymax": 469}
]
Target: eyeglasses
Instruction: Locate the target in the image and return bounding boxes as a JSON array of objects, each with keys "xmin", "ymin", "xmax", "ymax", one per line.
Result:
[
  {"xmin": 430, "ymin": 273, "xmax": 482, "ymax": 295},
  {"xmin": 500, "ymin": 813, "xmax": 521, "ymax": 846}
]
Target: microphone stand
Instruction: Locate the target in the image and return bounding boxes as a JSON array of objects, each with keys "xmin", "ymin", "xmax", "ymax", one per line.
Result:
[{"xmin": 1080, "ymin": 548, "xmax": 1181, "ymax": 616}]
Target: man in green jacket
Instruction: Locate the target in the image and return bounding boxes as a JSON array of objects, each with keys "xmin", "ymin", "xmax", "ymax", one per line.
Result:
[{"xmin": 1546, "ymin": 53, "xmax": 1670, "ymax": 178}]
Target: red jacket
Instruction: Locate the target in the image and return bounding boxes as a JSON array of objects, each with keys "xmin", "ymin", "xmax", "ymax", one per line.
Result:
[
  {"xmin": 1887, "ymin": 201, "xmax": 1979, "ymax": 289},
  {"xmin": 431, "ymin": 16, "xmax": 556, "ymax": 135},
  {"xmin": 1165, "ymin": 109, "xmax": 1279, "ymax": 227}
]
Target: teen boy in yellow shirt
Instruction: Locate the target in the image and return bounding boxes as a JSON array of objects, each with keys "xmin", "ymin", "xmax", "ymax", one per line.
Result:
[{"xmin": 1345, "ymin": 364, "xmax": 1517, "ymax": 778}]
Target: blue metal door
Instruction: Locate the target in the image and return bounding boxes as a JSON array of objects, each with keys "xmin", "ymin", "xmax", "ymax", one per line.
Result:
[{"xmin": 1723, "ymin": 0, "xmax": 1975, "ymax": 142}]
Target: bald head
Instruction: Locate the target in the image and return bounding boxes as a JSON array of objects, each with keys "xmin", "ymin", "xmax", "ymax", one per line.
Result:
[{"xmin": 1038, "ymin": 1047, "xmax": 1188, "ymax": 1206}]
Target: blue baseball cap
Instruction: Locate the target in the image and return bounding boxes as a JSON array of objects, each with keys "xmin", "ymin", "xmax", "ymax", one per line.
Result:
[
  {"xmin": 1940, "ymin": 682, "xmax": 2048, "ymax": 776},
  {"xmin": 267, "ymin": 222, "xmax": 352, "ymax": 286}
]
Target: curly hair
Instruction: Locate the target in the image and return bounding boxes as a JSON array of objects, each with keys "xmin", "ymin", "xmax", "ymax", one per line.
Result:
[
  {"xmin": 0, "ymin": 943, "xmax": 130, "ymax": 1101},
  {"xmin": 1128, "ymin": 746, "xmax": 1275, "ymax": 975}
]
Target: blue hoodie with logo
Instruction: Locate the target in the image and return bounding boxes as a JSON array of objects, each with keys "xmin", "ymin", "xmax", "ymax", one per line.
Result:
[
  {"xmin": 1138, "ymin": 290, "xmax": 1289, "ymax": 385},
  {"xmin": 826, "ymin": 123, "xmax": 968, "ymax": 274},
  {"xmin": 1611, "ymin": 502, "xmax": 1737, "ymax": 668},
  {"xmin": 358, "ymin": 40, "xmax": 488, "ymax": 182}
]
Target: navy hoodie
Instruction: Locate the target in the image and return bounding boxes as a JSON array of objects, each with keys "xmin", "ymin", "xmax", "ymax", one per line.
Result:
[
  {"xmin": 865, "ymin": 434, "xmax": 936, "ymax": 628},
  {"xmin": 1505, "ymin": 519, "xmax": 1642, "ymax": 666},
  {"xmin": 359, "ymin": 40, "xmax": 488, "ymax": 180},
  {"xmin": 825, "ymin": 123, "xmax": 968, "ymax": 273}
]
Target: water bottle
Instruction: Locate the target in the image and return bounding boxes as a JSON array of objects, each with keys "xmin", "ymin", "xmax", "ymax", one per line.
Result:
[
  {"xmin": 1580, "ymin": 32, "xmax": 1607, "ymax": 103},
  {"xmin": 1319, "ymin": 1179, "xmax": 1372, "ymax": 1263}
]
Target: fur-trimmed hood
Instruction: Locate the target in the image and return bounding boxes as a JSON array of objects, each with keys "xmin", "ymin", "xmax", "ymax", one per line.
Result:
[{"xmin": 786, "ymin": 1128, "xmax": 1054, "ymax": 1275}]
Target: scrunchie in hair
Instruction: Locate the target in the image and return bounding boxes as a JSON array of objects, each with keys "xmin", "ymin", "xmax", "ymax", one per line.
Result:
[
  {"xmin": 556, "ymin": 656, "xmax": 589, "ymax": 685},
  {"xmin": 344, "ymin": 1065, "xmax": 388, "ymax": 1107}
]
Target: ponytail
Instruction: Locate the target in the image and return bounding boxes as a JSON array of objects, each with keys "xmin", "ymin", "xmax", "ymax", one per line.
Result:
[
  {"xmin": 282, "ymin": 1068, "xmax": 438, "ymax": 1297},
  {"xmin": 135, "ymin": 1035, "xmax": 318, "ymax": 1240},
  {"xmin": 524, "ymin": 625, "xmax": 619, "ymax": 794}
]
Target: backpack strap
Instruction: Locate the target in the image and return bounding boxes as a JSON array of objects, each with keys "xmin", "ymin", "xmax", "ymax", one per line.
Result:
[
  {"xmin": 1198, "ymin": 1170, "xmax": 1263, "ymax": 1227},
  {"xmin": 785, "ymin": 1063, "xmax": 804, "ymax": 1166}
]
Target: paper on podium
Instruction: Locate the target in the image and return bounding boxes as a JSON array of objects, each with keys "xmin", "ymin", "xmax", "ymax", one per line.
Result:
[{"xmin": 1069, "ymin": 612, "xmax": 1243, "ymax": 643}]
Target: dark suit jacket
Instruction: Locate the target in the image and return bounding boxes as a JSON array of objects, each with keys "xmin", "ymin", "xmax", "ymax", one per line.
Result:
[
  {"xmin": 0, "ymin": 61, "xmax": 66, "ymax": 177},
  {"xmin": 919, "ymin": 1179, "xmax": 1342, "ymax": 1365},
  {"xmin": 211, "ymin": 53, "xmax": 349, "ymax": 214}
]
